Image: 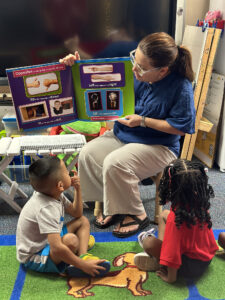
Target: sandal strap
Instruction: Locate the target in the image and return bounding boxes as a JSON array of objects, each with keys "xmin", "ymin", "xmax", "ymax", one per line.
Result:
[
  {"xmin": 119, "ymin": 214, "xmax": 144, "ymax": 228},
  {"xmin": 127, "ymin": 214, "xmax": 143, "ymax": 224}
]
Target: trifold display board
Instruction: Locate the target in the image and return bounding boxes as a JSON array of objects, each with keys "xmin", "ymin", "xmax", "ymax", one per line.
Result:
[
  {"xmin": 180, "ymin": 26, "xmax": 222, "ymax": 161},
  {"xmin": 6, "ymin": 57, "xmax": 134, "ymax": 131}
]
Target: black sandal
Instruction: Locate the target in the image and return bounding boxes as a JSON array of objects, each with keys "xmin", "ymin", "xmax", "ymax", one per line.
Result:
[
  {"xmin": 113, "ymin": 215, "xmax": 150, "ymax": 238},
  {"xmin": 94, "ymin": 214, "xmax": 121, "ymax": 229}
]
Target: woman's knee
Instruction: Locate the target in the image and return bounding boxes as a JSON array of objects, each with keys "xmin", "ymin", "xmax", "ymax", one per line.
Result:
[
  {"xmin": 79, "ymin": 140, "xmax": 105, "ymax": 168},
  {"xmin": 103, "ymin": 153, "xmax": 127, "ymax": 176},
  {"xmin": 79, "ymin": 143, "xmax": 94, "ymax": 163}
]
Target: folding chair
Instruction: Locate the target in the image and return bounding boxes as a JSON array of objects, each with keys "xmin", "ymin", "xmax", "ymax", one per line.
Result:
[{"xmin": 0, "ymin": 137, "xmax": 28, "ymax": 213}]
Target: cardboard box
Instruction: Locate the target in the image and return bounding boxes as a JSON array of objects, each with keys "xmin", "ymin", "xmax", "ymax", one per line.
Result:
[{"xmin": 194, "ymin": 125, "xmax": 218, "ymax": 168}]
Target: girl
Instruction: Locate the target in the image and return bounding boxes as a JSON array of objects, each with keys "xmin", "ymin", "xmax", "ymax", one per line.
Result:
[{"xmin": 134, "ymin": 159, "xmax": 218, "ymax": 283}]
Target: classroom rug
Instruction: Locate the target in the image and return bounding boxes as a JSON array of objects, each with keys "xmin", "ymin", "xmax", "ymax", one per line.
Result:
[{"xmin": 1, "ymin": 230, "xmax": 225, "ymax": 300}]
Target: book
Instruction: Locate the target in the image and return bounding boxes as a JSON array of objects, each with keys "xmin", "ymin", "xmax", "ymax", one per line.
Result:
[{"xmin": 6, "ymin": 57, "xmax": 134, "ymax": 131}]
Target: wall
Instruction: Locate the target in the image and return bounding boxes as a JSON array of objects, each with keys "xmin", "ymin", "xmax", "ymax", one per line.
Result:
[
  {"xmin": 184, "ymin": 0, "xmax": 225, "ymax": 75},
  {"xmin": 209, "ymin": 0, "xmax": 225, "ymax": 75},
  {"xmin": 185, "ymin": 0, "xmax": 209, "ymax": 26},
  {"xmin": 175, "ymin": 0, "xmax": 209, "ymax": 44}
]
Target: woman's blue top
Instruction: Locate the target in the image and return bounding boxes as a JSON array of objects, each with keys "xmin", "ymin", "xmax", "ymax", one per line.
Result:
[{"xmin": 114, "ymin": 72, "xmax": 196, "ymax": 156}]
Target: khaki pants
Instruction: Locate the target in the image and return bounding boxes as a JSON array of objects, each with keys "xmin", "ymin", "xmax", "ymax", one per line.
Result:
[{"xmin": 78, "ymin": 130, "xmax": 176, "ymax": 216}]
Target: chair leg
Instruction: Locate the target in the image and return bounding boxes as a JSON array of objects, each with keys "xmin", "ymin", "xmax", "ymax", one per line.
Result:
[
  {"xmin": 151, "ymin": 172, "xmax": 163, "ymax": 224},
  {"xmin": 154, "ymin": 189, "xmax": 162, "ymax": 224},
  {"xmin": 94, "ymin": 201, "xmax": 103, "ymax": 217}
]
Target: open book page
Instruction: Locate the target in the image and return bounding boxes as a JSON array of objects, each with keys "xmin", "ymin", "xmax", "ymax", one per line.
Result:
[
  {"xmin": 72, "ymin": 57, "xmax": 134, "ymax": 121},
  {"xmin": 6, "ymin": 62, "xmax": 78, "ymax": 131}
]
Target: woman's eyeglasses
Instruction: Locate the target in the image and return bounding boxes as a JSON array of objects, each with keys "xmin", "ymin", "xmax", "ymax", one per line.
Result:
[{"xmin": 130, "ymin": 49, "xmax": 160, "ymax": 76}]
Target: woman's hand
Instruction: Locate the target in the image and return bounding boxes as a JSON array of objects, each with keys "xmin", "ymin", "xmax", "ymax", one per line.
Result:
[
  {"xmin": 117, "ymin": 114, "xmax": 142, "ymax": 127},
  {"xmin": 59, "ymin": 51, "xmax": 80, "ymax": 66}
]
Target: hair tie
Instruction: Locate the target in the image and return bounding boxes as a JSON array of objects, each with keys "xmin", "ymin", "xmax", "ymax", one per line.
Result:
[
  {"xmin": 177, "ymin": 45, "xmax": 182, "ymax": 57},
  {"xmin": 204, "ymin": 167, "xmax": 208, "ymax": 173}
]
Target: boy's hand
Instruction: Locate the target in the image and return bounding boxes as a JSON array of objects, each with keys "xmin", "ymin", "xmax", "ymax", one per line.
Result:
[
  {"xmin": 70, "ymin": 170, "xmax": 80, "ymax": 190},
  {"xmin": 81, "ymin": 259, "xmax": 107, "ymax": 277},
  {"xmin": 59, "ymin": 51, "xmax": 80, "ymax": 66}
]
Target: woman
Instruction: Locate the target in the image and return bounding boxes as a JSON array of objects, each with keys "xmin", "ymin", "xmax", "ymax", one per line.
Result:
[{"xmin": 60, "ymin": 32, "xmax": 196, "ymax": 238}]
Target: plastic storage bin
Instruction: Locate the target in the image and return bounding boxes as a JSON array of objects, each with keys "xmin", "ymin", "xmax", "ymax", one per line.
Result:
[
  {"xmin": 2, "ymin": 112, "xmax": 48, "ymax": 136},
  {"xmin": 3, "ymin": 154, "xmax": 34, "ymax": 183},
  {"xmin": 4, "ymin": 165, "xmax": 30, "ymax": 183},
  {"xmin": 2, "ymin": 113, "xmax": 19, "ymax": 137}
]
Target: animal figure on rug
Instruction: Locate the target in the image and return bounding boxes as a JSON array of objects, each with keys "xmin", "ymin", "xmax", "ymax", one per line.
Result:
[{"xmin": 67, "ymin": 252, "xmax": 151, "ymax": 298}]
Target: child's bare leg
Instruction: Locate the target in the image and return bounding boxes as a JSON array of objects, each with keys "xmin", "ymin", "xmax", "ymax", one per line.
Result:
[
  {"xmin": 134, "ymin": 210, "xmax": 170, "ymax": 272},
  {"xmin": 66, "ymin": 216, "xmax": 90, "ymax": 256},
  {"xmin": 135, "ymin": 236, "xmax": 161, "ymax": 271},
  {"xmin": 158, "ymin": 209, "xmax": 170, "ymax": 240},
  {"xmin": 218, "ymin": 232, "xmax": 225, "ymax": 249},
  {"xmin": 143, "ymin": 236, "xmax": 162, "ymax": 260},
  {"xmin": 142, "ymin": 209, "xmax": 170, "ymax": 260},
  {"xmin": 50, "ymin": 233, "xmax": 79, "ymax": 265}
]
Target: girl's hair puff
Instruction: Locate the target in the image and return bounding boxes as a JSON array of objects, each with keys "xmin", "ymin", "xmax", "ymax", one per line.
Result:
[{"xmin": 158, "ymin": 159, "xmax": 214, "ymax": 229}]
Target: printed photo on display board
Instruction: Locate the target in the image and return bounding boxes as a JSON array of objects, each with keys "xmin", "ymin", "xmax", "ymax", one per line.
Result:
[
  {"xmin": 24, "ymin": 72, "xmax": 61, "ymax": 97},
  {"xmin": 19, "ymin": 102, "xmax": 48, "ymax": 123},
  {"xmin": 50, "ymin": 98, "xmax": 74, "ymax": 117}
]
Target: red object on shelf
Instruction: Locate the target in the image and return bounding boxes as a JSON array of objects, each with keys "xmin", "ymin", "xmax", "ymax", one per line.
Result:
[
  {"xmin": 49, "ymin": 126, "xmax": 63, "ymax": 135},
  {"xmin": 197, "ymin": 20, "xmax": 225, "ymax": 32}
]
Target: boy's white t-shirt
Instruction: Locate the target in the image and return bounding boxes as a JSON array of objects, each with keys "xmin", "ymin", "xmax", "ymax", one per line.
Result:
[{"xmin": 16, "ymin": 191, "xmax": 71, "ymax": 263}]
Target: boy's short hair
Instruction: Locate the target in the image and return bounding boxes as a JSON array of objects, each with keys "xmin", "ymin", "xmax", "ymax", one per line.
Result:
[{"xmin": 29, "ymin": 156, "xmax": 61, "ymax": 193}]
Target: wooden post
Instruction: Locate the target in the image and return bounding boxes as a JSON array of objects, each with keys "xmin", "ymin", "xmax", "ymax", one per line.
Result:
[
  {"xmin": 181, "ymin": 28, "xmax": 215, "ymax": 160},
  {"xmin": 187, "ymin": 28, "xmax": 221, "ymax": 160},
  {"xmin": 94, "ymin": 201, "xmax": 103, "ymax": 217},
  {"xmin": 151, "ymin": 172, "xmax": 163, "ymax": 224}
]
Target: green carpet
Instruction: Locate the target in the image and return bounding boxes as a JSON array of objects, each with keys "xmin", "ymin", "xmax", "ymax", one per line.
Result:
[{"xmin": 1, "ymin": 232, "xmax": 225, "ymax": 300}]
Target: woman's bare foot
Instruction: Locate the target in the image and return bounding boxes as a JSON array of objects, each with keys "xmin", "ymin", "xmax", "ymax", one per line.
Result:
[
  {"xmin": 94, "ymin": 213, "xmax": 119, "ymax": 229},
  {"xmin": 96, "ymin": 214, "xmax": 113, "ymax": 226}
]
